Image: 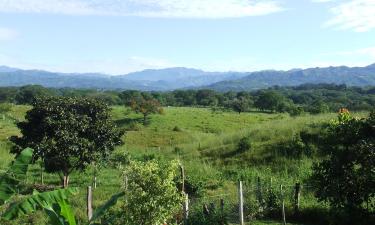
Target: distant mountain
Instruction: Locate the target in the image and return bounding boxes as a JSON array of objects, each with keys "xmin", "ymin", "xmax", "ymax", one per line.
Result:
[
  {"xmin": 0, "ymin": 65, "xmax": 20, "ymax": 73},
  {"xmin": 1, "ymin": 64, "xmax": 375, "ymax": 91},
  {"xmin": 204, "ymin": 64, "xmax": 375, "ymax": 91},
  {"xmin": 0, "ymin": 67, "xmax": 246, "ymax": 90}
]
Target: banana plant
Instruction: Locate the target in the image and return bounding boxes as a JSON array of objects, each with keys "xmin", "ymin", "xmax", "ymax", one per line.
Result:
[
  {"xmin": 0, "ymin": 147, "xmax": 33, "ymax": 205},
  {"xmin": 2, "ymin": 188, "xmax": 125, "ymax": 225},
  {"xmin": 0, "ymin": 148, "xmax": 125, "ymax": 224}
]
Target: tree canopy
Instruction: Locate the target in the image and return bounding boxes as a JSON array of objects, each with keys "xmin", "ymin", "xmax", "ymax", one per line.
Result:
[{"xmin": 11, "ymin": 97, "xmax": 124, "ymax": 187}]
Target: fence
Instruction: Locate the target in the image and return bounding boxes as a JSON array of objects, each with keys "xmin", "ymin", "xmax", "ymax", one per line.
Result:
[{"xmin": 184, "ymin": 178, "xmax": 317, "ymax": 225}]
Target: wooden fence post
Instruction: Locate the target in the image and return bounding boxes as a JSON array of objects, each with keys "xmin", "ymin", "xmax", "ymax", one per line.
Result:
[
  {"xmin": 180, "ymin": 164, "xmax": 185, "ymax": 192},
  {"xmin": 93, "ymin": 176, "xmax": 97, "ymax": 189},
  {"xmin": 87, "ymin": 186, "xmax": 93, "ymax": 221},
  {"xmin": 238, "ymin": 181, "xmax": 244, "ymax": 225},
  {"xmin": 294, "ymin": 183, "xmax": 301, "ymax": 215},
  {"xmin": 40, "ymin": 163, "xmax": 44, "ymax": 185},
  {"xmin": 183, "ymin": 194, "xmax": 189, "ymax": 224},
  {"xmin": 280, "ymin": 185, "xmax": 286, "ymax": 225}
]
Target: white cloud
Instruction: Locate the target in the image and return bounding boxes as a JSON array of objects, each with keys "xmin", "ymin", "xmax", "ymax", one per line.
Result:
[
  {"xmin": 323, "ymin": 0, "xmax": 375, "ymax": 32},
  {"xmin": 0, "ymin": 27, "xmax": 18, "ymax": 41},
  {"xmin": 0, "ymin": 0, "xmax": 284, "ymax": 18}
]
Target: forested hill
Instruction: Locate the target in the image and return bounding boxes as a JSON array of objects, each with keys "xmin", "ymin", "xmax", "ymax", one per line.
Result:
[
  {"xmin": 1, "ymin": 64, "xmax": 375, "ymax": 91},
  {"xmin": 0, "ymin": 67, "xmax": 245, "ymax": 91},
  {"xmin": 204, "ymin": 64, "xmax": 375, "ymax": 91}
]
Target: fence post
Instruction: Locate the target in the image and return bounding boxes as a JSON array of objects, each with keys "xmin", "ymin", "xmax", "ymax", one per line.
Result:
[
  {"xmin": 238, "ymin": 181, "xmax": 244, "ymax": 225},
  {"xmin": 180, "ymin": 164, "xmax": 185, "ymax": 192},
  {"xmin": 280, "ymin": 185, "xmax": 286, "ymax": 225},
  {"xmin": 183, "ymin": 194, "xmax": 189, "ymax": 224},
  {"xmin": 294, "ymin": 183, "xmax": 301, "ymax": 215},
  {"xmin": 256, "ymin": 176, "xmax": 263, "ymax": 204},
  {"xmin": 87, "ymin": 186, "xmax": 93, "ymax": 221},
  {"xmin": 40, "ymin": 163, "xmax": 44, "ymax": 185}
]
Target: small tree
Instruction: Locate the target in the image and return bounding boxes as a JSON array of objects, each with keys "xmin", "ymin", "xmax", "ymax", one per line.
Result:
[
  {"xmin": 11, "ymin": 97, "xmax": 124, "ymax": 188},
  {"xmin": 122, "ymin": 160, "xmax": 184, "ymax": 225},
  {"xmin": 231, "ymin": 97, "xmax": 252, "ymax": 114},
  {"xmin": 130, "ymin": 97, "xmax": 163, "ymax": 125},
  {"xmin": 311, "ymin": 110, "xmax": 375, "ymax": 211}
]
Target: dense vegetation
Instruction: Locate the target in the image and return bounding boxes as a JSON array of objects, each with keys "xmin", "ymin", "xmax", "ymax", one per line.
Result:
[
  {"xmin": 1, "ymin": 84, "xmax": 375, "ymax": 114},
  {"xmin": 0, "ymin": 85, "xmax": 374, "ymax": 225}
]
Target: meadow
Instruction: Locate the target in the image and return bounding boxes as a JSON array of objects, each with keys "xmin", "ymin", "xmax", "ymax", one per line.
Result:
[{"xmin": 0, "ymin": 105, "xmax": 369, "ymax": 224}]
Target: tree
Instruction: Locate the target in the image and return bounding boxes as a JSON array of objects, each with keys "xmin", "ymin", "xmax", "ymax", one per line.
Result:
[
  {"xmin": 122, "ymin": 160, "xmax": 184, "ymax": 225},
  {"xmin": 254, "ymin": 91, "xmax": 285, "ymax": 112},
  {"xmin": 311, "ymin": 110, "xmax": 375, "ymax": 211},
  {"xmin": 130, "ymin": 97, "xmax": 163, "ymax": 125},
  {"xmin": 11, "ymin": 97, "xmax": 124, "ymax": 188},
  {"xmin": 15, "ymin": 85, "xmax": 55, "ymax": 105},
  {"xmin": 231, "ymin": 97, "xmax": 252, "ymax": 114}
]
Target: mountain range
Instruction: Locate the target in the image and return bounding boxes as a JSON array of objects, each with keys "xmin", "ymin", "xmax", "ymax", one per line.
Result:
[{"xmin": 1, "ymin": 64, "xmax": 375, "ymax": 91}]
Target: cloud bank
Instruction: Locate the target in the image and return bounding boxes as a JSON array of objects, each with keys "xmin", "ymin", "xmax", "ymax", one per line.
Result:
[{"xmin": 315, "ymin": 0, "xmax": 375, "ymax": 32}]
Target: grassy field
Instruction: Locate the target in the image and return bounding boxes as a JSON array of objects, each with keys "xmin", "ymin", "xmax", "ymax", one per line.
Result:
[{"xmin": 0, "ymin": 105, "xmax": 368, "ymax": 224}]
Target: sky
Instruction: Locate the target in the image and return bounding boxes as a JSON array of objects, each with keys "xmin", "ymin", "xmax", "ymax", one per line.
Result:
[{"xmin": 0, "ymin": 0, "xmax": 375, "ymax": 75}]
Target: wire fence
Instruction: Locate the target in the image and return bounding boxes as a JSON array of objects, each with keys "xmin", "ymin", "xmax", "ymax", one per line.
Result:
[{"xmin": 185, "ymin": 179, "xmax": 320, "ymax": 225}]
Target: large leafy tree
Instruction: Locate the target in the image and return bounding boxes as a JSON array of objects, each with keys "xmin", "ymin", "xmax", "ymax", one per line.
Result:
[
  {"xmin": 254, "ymin": 91, "xmax": 286, "ymax": 112},
  {"xmin": 231, "ymin": 97, "xmax": 252, "ymax": 114},
  {"xmin": 122, "ymin": 160, "xmax": 184, "ymax": 225},
  {"xmin": 11, "ymin": 97, "xmax": 124, "ymax": 187},
  {"xmin": 311, "ymin": 110, "xmax": 375, "ymax": 210},
  {"xmin": 130, "ymin": 97, "xmax": 163, "ymax": 125}
]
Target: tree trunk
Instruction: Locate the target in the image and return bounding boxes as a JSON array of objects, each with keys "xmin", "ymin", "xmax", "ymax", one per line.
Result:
[
  {"xmin": 63, "ymin": 173, "xmax": 70, "ymax": 188},
  {"xmin": 143, "ymin": 114, "xmax": 147, "ymax": 125}
]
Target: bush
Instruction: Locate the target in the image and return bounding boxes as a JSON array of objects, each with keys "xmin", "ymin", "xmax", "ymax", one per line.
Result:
[
  {"xmin": 173, "ymin": 126, "xmax": 182, "ymax": 132},
  {"xmin": 122, "ymin": 160, "xmax": 184, "ymax": 225},
  {"xmin": 186, "ymin": 205, "xmax": 228, "ymax": 225},
  {"xmin": 237, "ymin": 136, "xmax": 252, "ymax": 153}
]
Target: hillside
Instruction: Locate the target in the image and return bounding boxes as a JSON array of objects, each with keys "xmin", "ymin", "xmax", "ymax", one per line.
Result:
[
  {"xmin": 0, "ymin": 67, "xmax": 246, "ymax": 91},
  {"xmin": 205, "ymin": 64, "xmax": 375, "ymax": 91}
]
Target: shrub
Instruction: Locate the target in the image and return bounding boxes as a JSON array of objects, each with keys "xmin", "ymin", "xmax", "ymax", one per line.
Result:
[
  {"xmin": 122, "ymin": 160, "xmax": 184, "ymax": 225},
  {"xmin": 237, "ymin": 136, "xmax": 252, "ymax": 153},
  {"xmin": 173, "ymin": 126, "xmax": 182, "ymax": 132}
]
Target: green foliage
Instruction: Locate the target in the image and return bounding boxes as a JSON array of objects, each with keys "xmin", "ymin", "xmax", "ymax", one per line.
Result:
[
  {"xmin": 10, "ymin": 97, "xmax": 124, "ymax": 187},
  {"xmin": 311, "ymin": 111, "xmax": 375, "ymax": 210},
  {"xmin": 130, "ymin": 97, "xmax": 163, "ymax": 125},
  {"xmin": 121, "ymin": 160, "xmax": 184, "ymax": 225},
  {"xmin": 186, "ymin": 207, "xmax": 228, "ymax": 225},
  {"xmin": 15, "ymin": 85, "xmax": 55, "ymax": 105},
  {"xmin": 172, "ymin": 126, "xmax": 182, "ymax": 132},
  {"xmin": 230, "ymin": 97, "xmax": 252, "ymax": 114},
  {"xmin": 89, "ymin": 192, "xmax": 125, "ymax": 224},
  {"xmin": 237, "ymin": 136, "xmax": 252, "ymax": 154},
  {"xmin": 0, "ymin": 103, "xmax": 12, "ymax": 115},
  {"xmin": 0, "ymin": 148, "xmax": 33, "ymax": 205},
  {"xmin": 2, "ymin": 188, "xmax": 79, "ymax": 223},
  {"xmin": 254, "ymin": 91, "xmax": 286, "ymax": 112}
]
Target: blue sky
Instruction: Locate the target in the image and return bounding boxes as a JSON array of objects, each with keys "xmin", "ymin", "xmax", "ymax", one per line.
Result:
[{"xmin": 0, "ymin": 0, "xmax": 374, "ymax": 75}]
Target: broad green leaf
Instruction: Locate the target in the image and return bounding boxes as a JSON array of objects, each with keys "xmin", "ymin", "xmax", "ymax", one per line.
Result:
[
  {"xmin": 2, "ymin": 187, "xmax": 78, "ymax": 220},
  {"xmin": 89, "ymin": 191, "xmax": 125, "ymax": 223},
  {"xmin": 0, "ymin": 148, "xmax": 33, "ymax": 205},
  {"xmin": 58, "ymin": 198, "xmax": 77, "ymax": 225}
]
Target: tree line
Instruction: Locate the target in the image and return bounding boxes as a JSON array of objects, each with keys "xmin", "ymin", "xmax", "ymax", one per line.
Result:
[{"xmin": 1, "ymin": 83, "xmax": 375, "ymax": 115}]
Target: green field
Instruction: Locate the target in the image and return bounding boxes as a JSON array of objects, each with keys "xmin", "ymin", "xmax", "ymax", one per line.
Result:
[{"xmin": 0, "ymin": 105, "xmax": 368, "ymax": 224}]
